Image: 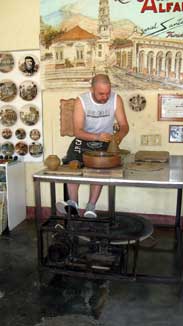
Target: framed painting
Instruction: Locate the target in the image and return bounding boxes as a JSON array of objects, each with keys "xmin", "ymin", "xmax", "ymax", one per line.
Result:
[
  {"xmin": 169, "ymin": 125, "xmax": 183, "ymax": 143},
  {"xmin": 158, "ymin": 94, "xmax": 183, "ymax": 121}
]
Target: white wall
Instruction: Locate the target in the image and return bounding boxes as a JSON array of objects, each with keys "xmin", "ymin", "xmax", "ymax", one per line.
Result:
[{"xmin": 0, "ymin": 0, "xmax": 182, "ymax": 216}]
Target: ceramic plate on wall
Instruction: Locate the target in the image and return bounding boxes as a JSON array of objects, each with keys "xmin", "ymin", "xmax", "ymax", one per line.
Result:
[
  {"xmin": 18, "ymin": 55, "xmax": 39, "ymax": 76},
  {"xmin": 129, "ymin": 94, "xmax": 146, "ymax": 112},
  {"xmin": 19, "ymin": 80, "xmax": 37, "ymax": 101},
  {"xmin": 15, "ymin": 128, "xmax": 26, "ymax": 140},
  {"xmin": 20, "ymin": 104, "xmax": 39, "ymax": 126},
  {"xmin": 0, "ymin": 106, "xmax": 17, "ymax": 126},
  {"xmin": 15, "ymin": 141, "xmax": 28, "ymax": 156},
  {"xmin": 1, "ymin": 141, "xmax": 14, "ymax": 156},
  {"xmin": 0, "ymin": 52, "xmax": 14, "ymax": 73},
  {"xmin": 0, "ymin": 79, "xmax": 17, "ymax": 102},
  {"xmin": 29, "ymin": 128, "xmax": 41, "ymax": 141},
  {"xmin": 29, "ymin": 142, "xmax": 43, "ymax": 157},
  {"xmin": 1, "ymin": 128, "xmax": 12, "ymax": 139}
]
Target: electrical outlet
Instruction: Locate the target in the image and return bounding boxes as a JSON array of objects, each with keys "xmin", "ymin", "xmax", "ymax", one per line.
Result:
[
  {"xmin": 141, "ymin": 135, "xmax": 148, "ymax": 145},
  {"xmin": 141, "ymin": 134, "xmax": 161, "ymax": 146},
  {"xmin": 154, "ymin": 134, "xmax": 161, "ymax": 145},
  {"xmin": 147, "ymin": 135, "xmax": 154, "ymax": 146}
]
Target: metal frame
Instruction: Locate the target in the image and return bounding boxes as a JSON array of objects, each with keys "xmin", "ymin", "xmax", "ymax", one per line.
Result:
[{"xmin": 33, "ymin": 155, "xmax": 183, "ymax": 286}]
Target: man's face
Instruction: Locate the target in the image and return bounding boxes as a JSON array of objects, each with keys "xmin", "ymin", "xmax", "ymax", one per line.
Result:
[
  {"xmin": 25, "ymin": 58, "xmax": 33, "ymax": 70},
  {"xmin": 92, "ymin": 83, "xmax": 111, "ymax": 104}
]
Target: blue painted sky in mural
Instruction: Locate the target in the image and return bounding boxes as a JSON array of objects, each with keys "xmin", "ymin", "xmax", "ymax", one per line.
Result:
[
  {"xmin": 40, "ymin": 0, "xmax": 139, "ymax": 18},
  {"xmin": 40, "ymin": 0, "xmax": 183, "ymax": 38}
]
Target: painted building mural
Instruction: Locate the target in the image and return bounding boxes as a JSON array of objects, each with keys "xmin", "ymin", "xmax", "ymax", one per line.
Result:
[{"xmin": 40, "ymin": 0, "xmax": 183, "ymax": 90}]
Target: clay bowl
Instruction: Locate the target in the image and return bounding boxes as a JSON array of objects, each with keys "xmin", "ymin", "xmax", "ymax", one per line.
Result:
[{"xmin": 83, "ymin": 151, "xmax": 121, "ymax": 169}]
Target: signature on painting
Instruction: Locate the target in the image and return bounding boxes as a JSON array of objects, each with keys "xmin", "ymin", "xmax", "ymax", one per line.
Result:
[
  {"xmin": 142, "ymin": 17, "xmax": 183, "ymax": 36},
  {"xmin": 114, "ymin": 0, "xmax": 131, "ymax": 3},
  {"xmin": 167, "ymin": 32, "xmax": 183, "ymax": 38}
]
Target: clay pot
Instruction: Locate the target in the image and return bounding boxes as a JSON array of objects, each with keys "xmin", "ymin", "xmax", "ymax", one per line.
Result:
[
  {"xmin": 44, "ymin": 155, "xmax": 60, "ymax": 171},
  {"xmin": 83, "ymin": 151, "xmax": 121, "ymax": 169},
  {"xmin": 107, "ymin": 136, "xmax": 120, "ymax": 153},
  {"xmin": 107, "ymin": 123, "xmax": 121, "ymax": 153}
]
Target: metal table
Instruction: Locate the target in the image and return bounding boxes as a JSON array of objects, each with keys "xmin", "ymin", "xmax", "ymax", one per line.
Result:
[{"xmin": 33, "ymin": 155, "xmax": 183, "ymax": 286}]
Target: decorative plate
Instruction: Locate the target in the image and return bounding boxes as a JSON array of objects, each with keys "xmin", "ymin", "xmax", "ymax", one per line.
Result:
[
  {"xmin": 129, "ymin": 94, "xmax": 146, "ymax": 112},
  {"xmin": 0, "ymin": 106, "xmax": 17, "ymax": 126},
  {"xmin": 15, "ymin": 141, "xmax": 28, "ymax": 156},
  {"xmin": 15, "ymin": 128, "xmax": 26, "ymax": 140},
  {"xmin": 0, "ymin": 79, "xmax": 17, "ymax": 102},
  {"xmin": 29, "ymin": 128, "xmax": 41, "ymax": 141},
  {"xmin": 1, "ymin": 128, "xmax": 12, "ymax": 139},
  {"xmin": 18, "ymin": 55, "xmax": 39, "ymax": 76},
  {"xmin": 19, "ymin": 80, "xmax": 38, "ymax": 101},
  {"xmin": 29, "ymin": 142, "xmax": 43, "ymax": 157},
  {"xmin": 1, "ymin": 141, "xmax": 15, "ymax": 155},
  {"xmin": 0, "ymin": 52, "xmax": 14, "ymax": 73},
  {"xmin": 20, "ymin": 104, "xmax": 39, "ymax": 126}
]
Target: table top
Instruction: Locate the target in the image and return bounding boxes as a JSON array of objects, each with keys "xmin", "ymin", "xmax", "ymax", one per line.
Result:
[{"xmin": 33, "ymin": 155, "xmax": 183, "ymax": 189}]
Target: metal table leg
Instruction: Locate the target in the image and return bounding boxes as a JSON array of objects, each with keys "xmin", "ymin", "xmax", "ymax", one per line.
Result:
[
  {"xmin": 64, "ymin": 183, "xmax": 69, "ymax": 201},
  {"xmin": 34, "ymin": 179, "xmax": 44, "ymax": 278},
  {"xmin": 174, "ymin": 189, "xmax": 183, "ymax": 282},
  {"xmin": 175, "ymin": 189, "xmax": 182, "ymax": 228},
  {"xmin": 175, "ymin": 189, "xmax": 182, "ymax": 249},
  {"xmin": 108, "ymin": 185, "xmax": 116, "ymax": 224},
  {"xmin": 50, "ymin": 182, "xmax": 56, "ymax": 215}
]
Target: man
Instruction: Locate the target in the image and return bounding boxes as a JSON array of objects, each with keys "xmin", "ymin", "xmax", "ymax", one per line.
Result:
[
  {"xmin": 57, "ymin": 74, "xmax": 129, "ymax": 218},
  {"xmin": 20, "ymin": 56, "xmax": 38, "ymax": 76}
]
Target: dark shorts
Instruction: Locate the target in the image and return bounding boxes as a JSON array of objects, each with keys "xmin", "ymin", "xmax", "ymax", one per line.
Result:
[{"xmin": 62, "ymin": 138, "xmax": 109, "ymax": 165}]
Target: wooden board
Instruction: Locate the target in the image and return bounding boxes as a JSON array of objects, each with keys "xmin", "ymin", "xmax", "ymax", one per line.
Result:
[
  {"xmin": 126, "ymin": 162, "xmax": 166, "ymax": 172},
  {"xmin": 135, "ymin": 151, "xmax": 169, "ymax": 163},
  {"xmin": 83, "ymin": 167, "xmax": 123, "ymax": 177},
  {"xmin": 60, "ymin": 98, "xmax": 75, "ymax": 136},
  {"xmin": 44, "ymin": 165, "xmax": 82, "ymax": 175}
]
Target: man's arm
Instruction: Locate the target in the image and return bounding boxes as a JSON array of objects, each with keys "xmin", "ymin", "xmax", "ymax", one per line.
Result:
[
  {"xmin": 114, "ymin": 95, "xmax": 129, "ymax": 144},
  {"xmin": 73, "ymin": 97, "xmax": 112, "ymax": 142}
]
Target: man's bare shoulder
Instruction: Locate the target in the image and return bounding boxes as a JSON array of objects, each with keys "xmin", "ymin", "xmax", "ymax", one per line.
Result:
[
  {"xmin": 74, "ymin": 97, "xmax": 84, "ymax": 113},
  {"xmin": 75, "ymin": 97, "xmax": 82, "ymax": 106},
  {"xmin": 116, "ymin": 93, "xmax": 123, "ymax": 100},
  {"xmin": 116, "ymin": 94, "xmax": 124, "ymax": 106}
]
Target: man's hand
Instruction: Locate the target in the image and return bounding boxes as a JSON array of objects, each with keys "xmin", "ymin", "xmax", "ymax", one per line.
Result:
[{"xmin": 97, "ymin": 133, "xmax": 112, "ymax": 142}]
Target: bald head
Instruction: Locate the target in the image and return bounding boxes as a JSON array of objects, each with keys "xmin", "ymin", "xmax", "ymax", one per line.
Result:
[
  {"xmin": 91, "ymin": 74, "xmax": 111, "ymax": 104},
  {"xmin": 91, "ymin": 74, "xmax": 111, "ymax": 87}
]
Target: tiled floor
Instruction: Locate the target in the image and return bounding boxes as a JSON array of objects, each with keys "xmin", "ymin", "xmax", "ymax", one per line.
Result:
[{"xmin": 0, "ymin": 219, "xmax": 183, "ymax": 326}]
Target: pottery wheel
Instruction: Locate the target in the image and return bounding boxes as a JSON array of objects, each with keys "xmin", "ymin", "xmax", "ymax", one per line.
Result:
[
  {"xmin": 83, "ymin": 151, "xmax": 121, "ymax": 169},
  {"xmin": 126, "ymin": 162, "xmax": 166, "ymax": 172},
  {"xmin": 84, "ymin": 151, "xmax": 116, "ymax": 157},
  {"xmin": 69, "ymin": 215, "xmax": 153, "ymax": 242},
  {"xmin": 110, "ymin": 215, "xmax": 153, "ymax": 241}
]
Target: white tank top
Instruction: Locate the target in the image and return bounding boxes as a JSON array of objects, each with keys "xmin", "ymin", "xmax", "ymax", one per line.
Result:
[{"xmin": 79, "ymin": 91, "xmax": 117, "ymax": 134}]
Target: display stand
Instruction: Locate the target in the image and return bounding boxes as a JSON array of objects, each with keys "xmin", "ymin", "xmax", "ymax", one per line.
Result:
[{"xmin": 0, "ymin": 161, "xmax": 26, "ymax": 233}]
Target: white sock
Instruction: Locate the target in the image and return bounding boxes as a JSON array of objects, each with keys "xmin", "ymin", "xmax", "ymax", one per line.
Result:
[
  {"xmin": 85, "ymin": 202, "xmax": 95, "ymax": 211},
  {"xmin": 67, "ymin": 200, "xmax": 78, "ymax": 208}
]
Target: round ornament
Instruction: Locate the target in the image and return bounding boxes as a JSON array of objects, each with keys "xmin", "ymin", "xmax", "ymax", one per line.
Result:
[{"xmin": 129, "ymin": 94, "xmax": 146, "ymax": 112}]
